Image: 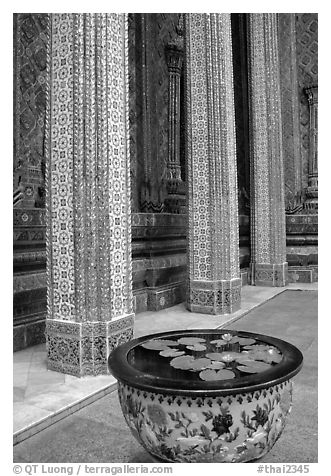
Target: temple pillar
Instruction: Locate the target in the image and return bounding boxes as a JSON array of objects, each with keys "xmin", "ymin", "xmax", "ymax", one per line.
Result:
[
  {"xmin": 185, "ymin": 14, "xmax": 241, "ymax": 314},
  {"xmin": 45, "ymin": 14, "xmax": 134, "ymax": 376},
  {"xmin": 248, "ymin": 14, "xmax": 288, "ymax": 286}
]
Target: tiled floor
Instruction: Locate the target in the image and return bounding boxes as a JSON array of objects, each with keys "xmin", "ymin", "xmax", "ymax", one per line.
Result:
[{"xmin": 13, "ymin": 282, "xmax": 317, "ymax": 445}]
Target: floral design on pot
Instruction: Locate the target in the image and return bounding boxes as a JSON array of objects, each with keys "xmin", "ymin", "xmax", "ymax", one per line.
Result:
[
  {"xmin": 109, "ymin": 329, "xmax": 303, "ymax": 463},
  {"xmin": 118, "ymin": 380, "xmax": 293, "ymax": 463}
]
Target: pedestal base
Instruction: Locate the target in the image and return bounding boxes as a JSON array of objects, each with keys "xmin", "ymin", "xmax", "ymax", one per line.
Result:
[
  {"xmin": 46, "ymin": 314, "xmax": 134, "ymax": 376},
  {"xmin": 187, "ymin": 279, "xmax": 241, "ymax": 315},
  {"xmin": 251, "ymin": 263, "xmax": 288, "ymax": 287}
]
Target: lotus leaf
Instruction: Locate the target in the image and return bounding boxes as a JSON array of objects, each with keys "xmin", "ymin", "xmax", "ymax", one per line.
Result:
[
  {"xmin": 205, "ymin": 352, "xmax": 227, "ymax": 361},
  {"xmin": 206, "ymin": 361, "xmax": 226, "ymax": 370},
  {"xmin": 140, "ymin": 340, "xmax": 172, "ymax": 351},
  {"xmin": 237, "ymin": 361, "xmax": 271, "ymax": 373},
  {"xmin": 170, "ymin": 355, "xmax": 195, "ymax": 369},
  {"xmin": 177, "ymin": 337, "xmax": 206, "ymax": 345},
  {"xmin": 189, "ymin": 358, "xmax": 212, "ymax": 370},
  {"xmin": 159, "ymin": 349, "xmax": 186, "ymax": 358},
  {"xmin": 259, "ymin": 351, "xmax": 282, "ymax": 364},
  {"xmin": 199, "ymin": 369, "xmax": 236, "ymax": 381},
  {"xmin": 235, "ymin": 355, "xmax": 256, "ymax": 364},
  {"xmin": 248, "ymin": 348, "xmax": 282, "ymax": 364},
  {"xmin": 243, "ymin": 344, "xmax": 274, "ymax": 352},
  {"xmin": 186, "ymin": 344, "xmax": 207, "ymax": 351},
  {"xmin": 237, "ymin": 337, "xmax": 256, "ymax": 346},
  {"xmin": 155, "ymin": 339, "xmax": 179, "ymax": 346}
]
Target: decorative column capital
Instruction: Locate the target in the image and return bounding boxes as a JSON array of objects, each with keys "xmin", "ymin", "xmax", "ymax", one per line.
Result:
[
  {"xmin": 165, "ymin": 15, "xmax": 184, "ymax": 74},
  {"xmin": 165, "ymin": 42, "xmax": 184, "ymax": 73},
  {"xmin": 305, "ymin": 86, "xmax": 318, "ymax": 105}
]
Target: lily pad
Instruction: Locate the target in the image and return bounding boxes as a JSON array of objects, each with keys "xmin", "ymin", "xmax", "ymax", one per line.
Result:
[
  {"xmin": 140, "ymin": 340, "xmax": 172, "ymax": 351},
  {"xmin": 206, "ymin": 361, "xmax": 226, "ymax": 370},
  {"xmin": 155, "ymin": 339, "xmax": 180, "ymax": 346},
  {"xmin": 248, "ymin": 348, "xmax": 282, "ymax": 364},
  {"xmin": 177, "ymin": 337, "xmax": 206, "ymax": 345},
  {"xmin": 206, "ymin": 352, "xmax": 242, "ymax": 362},
  {"xmin": 237, "ymin": 361, "xmax": 272, "ymax": 374},
  {"xmin": 199, "ymin": 369, "xmax": 236, "ymax": 381},
  {"xmin": 243, "ymin": 344, "xmax": 273, "ymax": 351},
  {"xmin": 205, "ymin": 352, "xmax": 227, "ymax": 361},
  {"xmin": 189, "ymin": 358, "xmax": 212, "ymax": 370},
  {"xmin": 159, "ymin": 349, "xmax": 186, "ymax": 358},
  {"xmin": 237, "ymin": 337, "xmax": 256, "ymax": 346},
  {"xmin": 235, "ymin": 354, "xmax": 256, "ymax": 364},
  {"xmin": 170, "ymin": 355, "xmax": 195, "ymax": 369},
  {"xmin": 186, "ymin": 344, "xmax": 207, "ymax": 351}
]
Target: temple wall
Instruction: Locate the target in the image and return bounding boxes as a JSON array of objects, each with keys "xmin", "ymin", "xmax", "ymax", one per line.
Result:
[
  {"xmin": 13, "ymin": 14, "xmax": 48, "ymax": 350},
  {"xmin": 13, "ymin": 13, "xmax": 318, "ymax": 351},
  {"xmin": 231, "ymin": 14, "xmax": 250, "ymax": 269},
  {"xmin": 129, "ymin": 13, "xmax": 180, "ymax": 213},
  {"xmin": 278, "ymin": 13, "xmax": 318, "ymax": 283}
]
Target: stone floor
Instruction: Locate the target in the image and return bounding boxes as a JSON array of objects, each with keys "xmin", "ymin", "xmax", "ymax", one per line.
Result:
[{"xmin": 13, "ymin": 283, "xmax": 317, "ymax": 453}]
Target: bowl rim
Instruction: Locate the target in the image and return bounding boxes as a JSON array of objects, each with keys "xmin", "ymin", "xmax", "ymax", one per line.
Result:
[{"xmin": 108, "ymin": 329, "xmax": 303, "ymax": 396}]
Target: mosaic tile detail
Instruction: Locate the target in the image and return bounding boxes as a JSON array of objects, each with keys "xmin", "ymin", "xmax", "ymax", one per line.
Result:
[
  {"xmin": 13, "ymin": 14, "xmax": 48, "ymax": 208},
  {"xmin": 248, "ymin": 14, "xmax": 287, "ymax": 285},
  {"xmin": 254, "ymin": 263, "xmax": 288, "ymax": 287},
  {"xmin": 185, "ymin": 14, "xmax": 240, "ymax": 313},
  {"xmin": 187, "ymin": 279, "xmax": 241, "ymax": 315},
  {"xmin": 296, "ymin": 14, "xmax": 318, "ymax": 194},
  {"xmin": 13, "ymin": 272, "xmax": 46, "ymax": 293},
  {"xmin": 46, "ymin": 314, "xmax": 134, "ymax": 376},
  {"xmin": 46, "ymin": 14, "xmax": 134, "ymax": 375}
]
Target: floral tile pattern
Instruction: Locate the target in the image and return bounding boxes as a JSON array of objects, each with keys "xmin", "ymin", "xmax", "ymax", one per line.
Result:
[{"xmin": 118, "ymin": 379, "xmax": 293, "ymax": 463}]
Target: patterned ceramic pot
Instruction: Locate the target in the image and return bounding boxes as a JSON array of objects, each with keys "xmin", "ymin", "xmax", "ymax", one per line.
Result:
[{"xmin": 108, "ymin": 329, "xmax": 303, "ymax": 463}]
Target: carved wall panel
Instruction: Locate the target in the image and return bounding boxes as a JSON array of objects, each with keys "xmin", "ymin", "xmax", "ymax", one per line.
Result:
[
  {"xmin": 296, "ymin": 13, "xmax": 318, "ymax": 192},
  {"xmin": 128, "ymin": 14, "xmax": 143, "ymax": 213},
  {"xmin": 278, "ymin": 14, "xmax": 302, "ymax": 212},
  {"xmin": 129, "ymin": 14, "xmax": 180, "ymax": 212},
  {"xmin": 231, "ymin": 14, "xmax": 250, "ymax": 217},
  {"xmin": 13, "ymin": 14, "xmax": 48, "ymax": 208}
]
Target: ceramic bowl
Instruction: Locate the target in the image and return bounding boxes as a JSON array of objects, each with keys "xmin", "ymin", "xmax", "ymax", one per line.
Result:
[{"xmin": 108, "ymin": 329, "xmax": 303, "ymax": 463}]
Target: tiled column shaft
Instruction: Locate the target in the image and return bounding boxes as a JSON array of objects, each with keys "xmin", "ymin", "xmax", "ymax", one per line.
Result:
[
  {"xmin": 248, "ymin": 14, "xmax": 288, "ymax": 286},
  {"xmin": 45, "ymin": 14, "xmax": 134, "ymax": 376},
  {"xmin": 185, "ymin": 14, "xmax": 241, "ymax": 315}
]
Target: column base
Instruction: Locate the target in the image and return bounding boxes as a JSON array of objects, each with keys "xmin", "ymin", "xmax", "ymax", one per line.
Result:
[
  {"xmin": 46, "ymin": 314, "xmax": 134, "ymax": 377},
  {"xmin": 187, "ymin": 279, "xmax": 241, "ymax": 315},
  {"xmin": 251, "ymin": 263, "xmax": 288, "ymax": 287}
]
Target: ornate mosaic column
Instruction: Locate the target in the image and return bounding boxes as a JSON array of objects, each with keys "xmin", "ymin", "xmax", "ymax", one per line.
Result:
[
  {"xmin": 45, "ymin": 14, "xmax": 134, "ymax": 376},
  {"xmin": 248, "ymin": 14, "xmax": 288, "ymax": 286},
  {"xmin": 304, "ymin": 86, "xmax": 318, "ymax": 211},
  {"xmin": 185, "ymin": 14, "xmax": 241, "ymax": 314}
]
